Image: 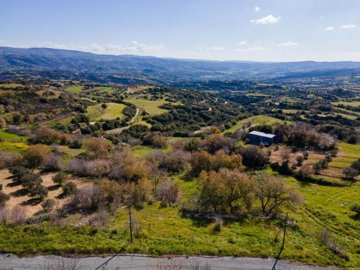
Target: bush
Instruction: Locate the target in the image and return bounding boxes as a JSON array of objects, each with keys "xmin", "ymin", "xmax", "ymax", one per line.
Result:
[
  {"xmin": 42, "ymin": 154, "xmax": 63, "ymax": 171},
  {"xmin": 83, "ymin": 137, "xmax": 109, "ymax": 159},
  {"xmin": 52, "ymin": 171, "xmax": 67, "ymax": 185},
  {"xmin": 350, "ymin": 205, "xmax": 360, "ymax": 219},
  {"xmin": 0, "ymin": 151, "xmax": 22, "ymax": 169},
  {"xmin": 23, "ymin": 144, "xmax": 51, "ymax": 168},
  {"xmin": 62, "ymin": 182, "xmax": 77, "ymax": 197},
  {"xmin": 9, "ymin": 205, "xmax": 27, "ymax": 224},
  {"xmin": 236, "ymin": 145, "xmax": 269, "ymax": 169},
  {"xmin": 41, "ymin": 198, "xmax": 56, "ymax": 212},
  {"xmin": 213, "ymin": 215, "xmax": 223, "ymax": 233},
  {"xmin": 142, "ymin": 133, "xmax": 168, "ymax": 149},
  {"xmin": 28, "ymin": 183, "xmax": 48, "ymax": 200},
  {"xmin": 69, "ymin": 184, "xmax": 105, "ymax": 212},
  {"xmin": 155, "ymin": 180, "xmax": 182, "ymax": 207},
  {"xmin": 66, "ymin": 159, "xmax": 111, "ymax": 178},
  {"xmin": 343, "ymin": 167, "xmax": 358, "ymax": 180},
  {"xmin": 0, "ymin": 191, "xmax": 10, "ymax": 207}
]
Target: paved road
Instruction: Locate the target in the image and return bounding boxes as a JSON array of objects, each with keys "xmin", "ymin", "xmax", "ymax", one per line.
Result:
[{"xmin": 0, "ymin": 254, "xmax": 339, "ymax": 270}]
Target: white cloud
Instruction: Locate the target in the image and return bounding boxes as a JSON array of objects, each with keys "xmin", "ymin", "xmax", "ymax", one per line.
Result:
[
  {"xmin": 197, "ymin": 46, "xmax": 225, "ymax": 52},
  {"xmin": 237, "ymin": 41, "xmax": 247, "ymax": 45},
  {"xmin": 251, "ymin": 15, "xmax": 281, "ymax": 25},
  {"xmin": 275, "ymin": 41, "xmax": 299, "ymax": 48},
  {"xmin": 341, "ymin": 24, "xmax": 356, "ymax": 29},
  {"xmin": 236, "ymin": 45, "xmax": 265, "ymax": 52},
  {"xmin": 325, "ymin": 26, "xmax": 335, "ymax": 31},
  {"xmin": 254, "ymin": 6, "xmax": 260, "ymax": 12},
  {"xmin": 32, "ymin": 41, "xmax": 165, "ymax": 55}
]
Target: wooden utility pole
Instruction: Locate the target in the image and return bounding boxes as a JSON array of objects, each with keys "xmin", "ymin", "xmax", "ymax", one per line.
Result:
[
  {"xmin": 128, "ymin": 205, "xmax": 133, "ymax": 244},
  {"xmin": 272, "ymin": 213, "xmax": 288, "ymax": 270}
]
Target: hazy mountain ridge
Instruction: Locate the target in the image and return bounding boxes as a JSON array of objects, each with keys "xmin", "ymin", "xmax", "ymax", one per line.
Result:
[{"xmin": 1, "ymin": 46, "xmax": 360, "ymax": 84}]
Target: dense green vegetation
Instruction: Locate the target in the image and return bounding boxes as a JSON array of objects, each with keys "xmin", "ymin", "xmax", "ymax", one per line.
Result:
[{"xmin": 0, "ymin": 78, "xmax": 360, "ymax": 269}]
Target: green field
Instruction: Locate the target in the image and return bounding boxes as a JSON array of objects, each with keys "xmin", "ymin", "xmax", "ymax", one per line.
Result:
[
  {"xmin": 225, "ymin": 115, "xmax": 288, "ymax": 133},
  {"xmin": 0, "ymin": 83, "xmax": 23, "ymax": 89},
  {"xmin": 124, "ymin": 98, "xmax": 170, "ymax": 115},
  {"xmin": 333, "ymin": 101, "xmax": 360, "ymax": 107},
  {"xmin": 0, "ymin": 130, "xmax": 28, "ymax": 152},
  {"xmin": 94, "ymin": 86, "xmax": 117, "ymax": 93},
  {"xmin": 329, "ymin": 142, "xmax": 360, "ymax": 168},
  {"xmin": 65, "ymin": 85, "xmax": 83, "ymax": 94},
  {"xmin": 86, "ymin": 103, "xmax": 126, "ymax": 121}
]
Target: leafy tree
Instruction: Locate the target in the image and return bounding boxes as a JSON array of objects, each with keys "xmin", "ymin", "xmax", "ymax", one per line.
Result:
[
  {"xmin": 83, "ymin": 137, "xmax": 109, "ymax": 159},
  {"xmin": 237, "ymin": 145, "xmax": 268, "ymax": 169},
  {"xmin": 254, "ymin": 174, "xmax": 302, "ymax": 217}
]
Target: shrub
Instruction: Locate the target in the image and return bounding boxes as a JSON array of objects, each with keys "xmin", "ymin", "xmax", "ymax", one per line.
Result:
[
  {"xmin": 69, "ymin": 184, "xmax": 105, "ymax": 212},
  {"xmin": 213, "ymin": 215, "xmax": 223, "ymax": 233},
  {"xmin": 0, "ymin": 191, "xmax": 10, "ymax": 207},
  {"xmin": 83, "ymin": 137, "xmax": 109, "ymax": 159},
  {"xmin": 9, "ymin": 205, "xmax": 27, "ymax": 224},
  {"xmin": 350, "ymin": 205, "xmax": 360, "ymax": 219},
  {"xmin": 28, "ymin": 183, "xmax": 48, "ymax": 200},
  {"xmin": 41, "ymin": 198, "xmax": 56, "ymax": 212},
  {"xmin": 155, "ymin": 180, "xmax": 182, "ymax": 207},
  {"xmin": 0, "ymin": 151, "xmax": 22, "ymax": 169},
  {"xmin": 23, "ymin": 144, "xmax": 51, "ymax": 168},
  {"xmin": 30, "ymin": 127, "xmax": 69, "ymax": 145},
  {"xmin": 109, "ymin": 148, "xmax": 147, "ymax": 182},
  {"xmin": 42, "ymin": 154, "xmax": 63, "ymax": 171},
  {"xmin": 142, "ymin": 133, "xmax": 168, "ymax": 148},
  {"xmin": 236, "ymin": 145, "xmax": 269, "ymax": 169},
  {"xmin": 62, "ymin": 182, "xmax": 77, "ymax": 197},
  {"xmin": 343, "ymin": 167, "xmax": 358, "ymax": 180},
  {"xmin": 159, "ymin": 150, "xmax": 191, "ymax": 174},
  {"xmin": 52, "ymin": 171, "xmax": 67, "ymax": 185},
  {"xmin": 66, "ymin": 159, "xmax": 111, "ymax": 178},
  {"xmin": 296, "ymin": 155, "xmax": 304, "ymax": 167},
  {"xmin": 0, "ymin": 117, "xmax": 6, "ymax": 128}
]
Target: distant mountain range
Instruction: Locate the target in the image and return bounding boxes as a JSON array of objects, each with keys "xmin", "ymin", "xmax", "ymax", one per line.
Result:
[{"xmin": 1, "ymin": 46, "xmax": 360, "ymax": 84}]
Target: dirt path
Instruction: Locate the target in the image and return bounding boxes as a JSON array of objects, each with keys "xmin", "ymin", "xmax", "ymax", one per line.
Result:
[
  {"xmin": 0, "ymin": 254, "xmax": 339, "ymax": 270},
  {"xmin": 106, "ymin": 108, "xmax": 140, "ymax": 135}
]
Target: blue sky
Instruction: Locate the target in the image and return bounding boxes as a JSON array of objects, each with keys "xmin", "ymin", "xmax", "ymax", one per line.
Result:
[{"xmin": 0, "ymin": 0, "xmax": 359, "ymax": 61}]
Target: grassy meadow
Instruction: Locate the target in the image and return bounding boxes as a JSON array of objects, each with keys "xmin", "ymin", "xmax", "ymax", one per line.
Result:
[
  {"xmin": 0, "ymin": 172, "xmax": 359, "ymax": 268},
  {"xmin": 86, "ymin": 103, "xmax": 126, "ymax": 121},
  {"xmin": 0, "ymin": 130, "xmax": 28, "ymax": 152},
  {"xmin": 65, "ymin": 85, "xmax": 83, "ymax": 94},
  {"xmin": 225, "ymin": 115, "xmax": 288, "ymax": 133},
  {"xmin": 124, "ymin": 98, "xmax": 170, "ymax": 115}
]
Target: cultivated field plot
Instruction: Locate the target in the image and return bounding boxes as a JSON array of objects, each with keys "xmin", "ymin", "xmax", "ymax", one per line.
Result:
[
  {"xmin": 124, "ymin": 98, "xmax": 170, "ymax": 115},
  {"xmin": 0, "ymin": 170, "xmax": 87, "ymax": 217},
  {"xmin": 65, "ymin": 85, "xmax": 83, "ymax": 94},
  {"xmin": 0, "ymin": 130, "xmax": 28, "ymax": 153},
  {"xmin": 332, "ymin": 101, "xmax": 360, "ymax": 107},
  {"xmin": 322, "ymin": 143, "xmax": 360, "ymax": 179},
  {"xmin": 225, "ymin": 115, "xmax": 287, "ymax": 133},
  {"xmin": 86, "ymin": 103, "xmax": 126, "ymax": 121}
]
